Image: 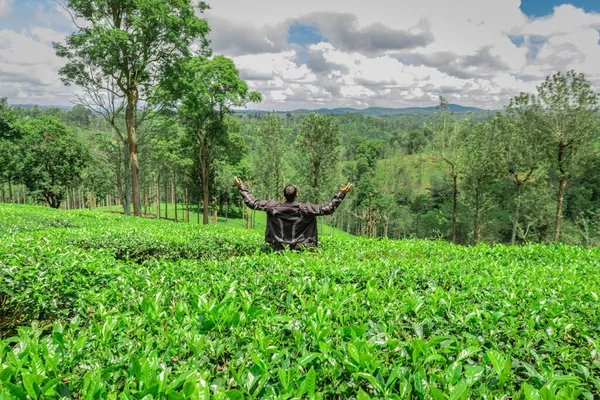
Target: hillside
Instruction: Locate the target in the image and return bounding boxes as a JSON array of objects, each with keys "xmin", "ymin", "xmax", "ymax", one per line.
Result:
[
  {"xmin": 237, "ymin": 103, "xmax": 491, "ymax": 116},
  {"xmin": 1, "ymin": 204, "xmax": 599, "ymax": 398},
  {"xmin": 13, "ymin": 103, "xmax": 491, "ymax": 116}
]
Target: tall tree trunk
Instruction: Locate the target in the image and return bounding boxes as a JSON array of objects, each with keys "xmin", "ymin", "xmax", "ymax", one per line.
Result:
[
  {"xmin": 383, "ymin": 220, "xmax": 388, "ymax": 238},
  {"xmin": 46, "ymin": 192, "xmax": 60, "ymax": 209},
  {"xmin": 1, "ymin": 182, "xmax": 5, "ymax": 203},
  {"xmin": 510, "ymin": 204, "xmax": 521, "ymax": 246},
  {"xmin": 452, "ymin": 172, "xmax": 458, "ymax": 244},
  {"xmin": 173, "ymin": 170, "xmax": 178, "ymax": 222},
  {"xmin": 510, "ymin": 182, "xmax": 522, "ymax": 245},
  {"xmin": 202, "ymin": 178, "xmax": 210, "ymax": 225},
  {"xmin": 8, "ymin": 177, "xmax": 12, "ymax": 203},
  {"xmin": 157, "ymin": 174, "xmax": 161, "ymax": 219},
  {"xmin": 126, "ymin": 87, "xmax": 141, "ymax": 217},
  {"xmin": 554, "ymin": 178, "xmax": 568, "ymax": 243},
  {"xmin": 213, "ymin": 198, "xmax": 218, "ymax": 224},
  {"xmin": 114, "ymin": 182, "xmax": 119, "ymax": 210},
  {"xmin": 121, "ymin": 140, "xmax": 132, "ymax": 215},
  {"xmin": 368, "ymin": 193, "xmax": 374, "ymax": 238},
  {"xmin": 185, "ymin": 186, "xmax": 189, "ymax": 223},
  {"xmin": 143, "ymin": 184, "xmax": 148, "ymax": 215},
  {"xmin": 225, "ymin": 201, "xmax": 229, "ymax": 223},
  {"xmin": 164, "ymin": 176, "xmax": 168, "ymax": 220},
  {"xmin": 198, "ymin": 129, "xmax": 210, "ymax": 225}
]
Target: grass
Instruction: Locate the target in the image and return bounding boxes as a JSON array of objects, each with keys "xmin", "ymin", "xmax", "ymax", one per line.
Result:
[{"xmin": 1, "ymin": 204, "xmax": 599, "ymax": 398}]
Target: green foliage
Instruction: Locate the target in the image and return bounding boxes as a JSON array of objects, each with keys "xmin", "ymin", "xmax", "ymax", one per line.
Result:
[
  {"xmin": 535, "ymin": 71, "xmax": 600, "ymax": 241},
  {"xmin": 459, "ymin": 121, "xmax": 503, "ymax": 244},
  {"xmin": 298, "ymin": 113, "xmax": 341, "ymax": 203},
  {"xmin": 2, "ymin": 204, "xmax": 600, "ymax": 398},
  {"xmin": 54, "ymin": 0, "xmax": 213, "ymax": 217},
  {"xmin": 17, "ymin": 117, "xmax": 89, "ymax": 208},
  {"xmin": 0, "ymin": 98, "xmax": 23, "ymax": 185},
  {"xmin": 430, "ymin": 98, "xmax": 466, "ymax": 173},
  {"xmin": 537, "ymin": 71, "xmax": 599, "ymax": 180},
  {"xmin": 67, "ymin": 105, "xmax": 92, "ymax": 127},
  {"xmin": 252, "ymin": 114, "xmax": 287, "ymax": 199},
  {"xmin": 0, "ymin": 98, "xmax": 20, "ymax": 141},
  {"xmin": 54, "ymin": 0, "xmax": 211, "ymax": 94}
]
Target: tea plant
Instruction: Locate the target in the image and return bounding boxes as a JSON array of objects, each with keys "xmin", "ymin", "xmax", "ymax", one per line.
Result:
[{"xmin": 1, "ymin": 204, "xmax": 599, "ymax": 398}]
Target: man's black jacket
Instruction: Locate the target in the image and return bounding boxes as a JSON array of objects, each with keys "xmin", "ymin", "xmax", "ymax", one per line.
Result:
[{"xmin": 237, "ymin": 184, "xmax": 346, "ymax": 247}]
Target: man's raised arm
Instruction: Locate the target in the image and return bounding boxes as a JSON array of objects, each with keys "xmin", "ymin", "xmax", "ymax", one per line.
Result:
[
  {"xmin": 302, "ymin": 183, "xmax": 353, "ymax": 216},
  {"xmin": 234, "ymin": 176, "xmax": 273, "ymax": 211}
]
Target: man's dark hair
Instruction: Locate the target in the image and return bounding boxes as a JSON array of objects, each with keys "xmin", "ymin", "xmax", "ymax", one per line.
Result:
[{"xmin": 283, "ymin": 184, "xmax": 297, "ymax": 202}]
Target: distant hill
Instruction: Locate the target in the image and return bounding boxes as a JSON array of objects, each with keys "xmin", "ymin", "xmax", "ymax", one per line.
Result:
[
  {"xmin": 12, "ymin": 104, "xmax": 72, "ymax": 110},
  {"xmin": 11, "ymin": 103, "xmax": 492, "ymax": 116},
  {"xmin": 237, "ymin": 104, "xmax": 492, "ymax": 116}
]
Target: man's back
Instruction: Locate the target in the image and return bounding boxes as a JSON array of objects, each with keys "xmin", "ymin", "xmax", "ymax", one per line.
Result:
[{"xmin": 235, "ymin": 180, "xmax": 351, "ymax": 249}]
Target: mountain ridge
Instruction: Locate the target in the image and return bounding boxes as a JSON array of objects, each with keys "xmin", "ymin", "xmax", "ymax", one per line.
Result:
[
  {"xmin": 236, "ymin": 104, "xmax": 492, "ymax": 116},
  {"xmin": 12, "ymin": 103, "xmax": 493, "ymax": 116}
]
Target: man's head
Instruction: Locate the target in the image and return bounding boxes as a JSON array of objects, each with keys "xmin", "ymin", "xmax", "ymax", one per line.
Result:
[{"xmin": 283, "ymin": 184, "xmax": 298, "ymax": 202}]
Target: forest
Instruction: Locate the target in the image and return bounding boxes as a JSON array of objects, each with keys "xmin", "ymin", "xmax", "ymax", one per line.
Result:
[{"xmin": 0, "ymin": 1, "xmax": 599, "ymax": 248}]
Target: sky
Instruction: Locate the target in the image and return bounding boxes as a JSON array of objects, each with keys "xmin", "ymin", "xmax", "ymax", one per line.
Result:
[{"xmin": 1, "ymin": 0, "xmax": 600, "ymax": 110}]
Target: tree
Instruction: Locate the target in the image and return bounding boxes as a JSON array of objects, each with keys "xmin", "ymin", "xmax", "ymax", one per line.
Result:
[
  {"xmin": 0, "ymin": 98, "xmax": 22, "ymax": 202},
  {"xmin": 298, "ymin": 113, "xmax": 340, "ymax": 203},
  {"xmin": 410, "ymin": 194, "xmax": 432, "ymax": 238},
  {"xmin": 253, "ymin": 114, "xmax": 286, "ymax": 199},
  {"xmin": 165, "ymin": 55, "xmax": 261, "ymax": 224},
  {"xmin": 499, "ymin": 94, "xmax": 548, "ymax": 244},
  {"xmin": 68, "ymin": 104, "xmax": 91, "ymax": 127},
  {"xmin": 18, "ymin": 116, "xmax": 89, "ymax": 208},
  {"xmin": 406, "ymin": 129, "xmax": 426, "ymax": 155},
  {"xmin": 148, "ymin": 117, "xmax": 191, "ymax": 220},
  {"xmin": 54, "ymin": 0, "xmax": 210, "ymax": 217},
  {"xmin": 431, "ymin": 97, "xmax": 465, "ymax": 243},
  {"xmin": 536, "ymin": 71, "xmax": 599, "ymax": 242},
  {"xmin": 460, "ymin": 121, "xmax": 501, "ymax": 245}
]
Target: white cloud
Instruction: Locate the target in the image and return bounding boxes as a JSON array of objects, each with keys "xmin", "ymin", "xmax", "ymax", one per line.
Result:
[
  {"xmin": 0, "ymin": 29, "xmax": 73, "ymax": 105},
  {"xmin": 201, "ymin": 1, "xmax": 600, "ymax": 110},
  {"xmin": 520, "ymin": 5, "xmax": 600, "ymax": 37},
  {"xmin": 233, "ymin": 51, "xmax": 317, "ymax": 84},
  {"xmin": 2, "ymin": 0, "xmax": 600, "ymax": 110},
  {"xmin": 0, "ymin": 0, "xmax": 12, "ymax": 19},
  {"xmin": 28, "ymin": 27, "xmax": 68, "ymax": 46}
]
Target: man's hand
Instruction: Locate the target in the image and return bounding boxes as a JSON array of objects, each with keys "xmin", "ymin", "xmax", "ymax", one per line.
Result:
[
  {"xmin": 234, "ymin": 176, "xmax": 243, "ymax": 187},
  {"xmin": 340, "ymin": 183, "xmax": 353, "ymax": 194}
]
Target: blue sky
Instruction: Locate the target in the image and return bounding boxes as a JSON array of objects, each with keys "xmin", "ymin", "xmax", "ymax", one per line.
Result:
[
  {"xmin": 2, "ymin": 0, "xmax": 600, "ymax": 109},
  {"xmin": 520, "ymin": 0, "xmax": 600, "ymax": 16}
]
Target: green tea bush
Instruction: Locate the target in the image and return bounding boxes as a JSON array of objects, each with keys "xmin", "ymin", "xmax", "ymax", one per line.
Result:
[{"xmin": 1, "ymin": 204, "xmax": 599, "ymax": 399}]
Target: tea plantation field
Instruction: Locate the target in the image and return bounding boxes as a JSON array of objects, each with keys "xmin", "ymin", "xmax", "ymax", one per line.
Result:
[{"xmin": 1, "ymin": 204, "xmax": 599, "ymax": 399}]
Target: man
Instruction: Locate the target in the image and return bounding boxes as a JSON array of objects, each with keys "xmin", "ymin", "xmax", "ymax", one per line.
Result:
[{"xmin": 234, "ymin": 176, "xmax": 352, "ymax": 251}]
